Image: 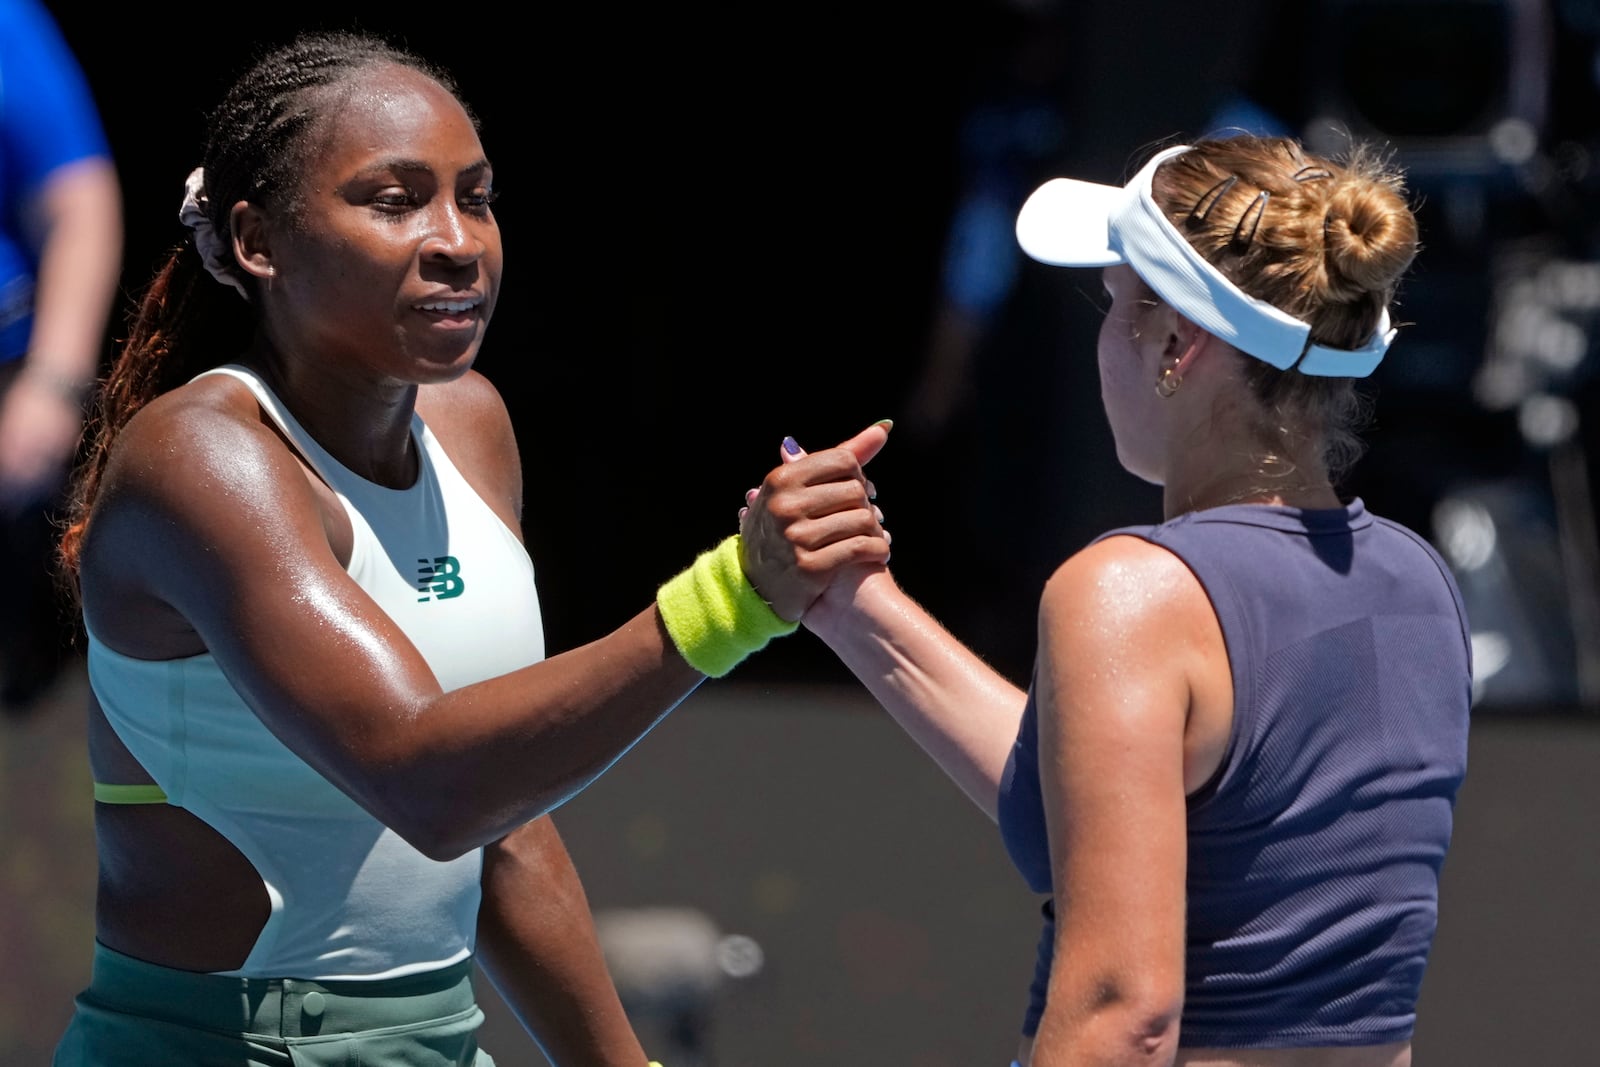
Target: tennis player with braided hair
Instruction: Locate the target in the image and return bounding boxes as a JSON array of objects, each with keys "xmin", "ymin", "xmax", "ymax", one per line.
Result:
[
  {"xmin": 782, "ymin": 134, "xmax": 1472, "ymax": 1065},
  {"xmin": 51, "ymin": 29, "xmax": 889, "ymax": 1066}
]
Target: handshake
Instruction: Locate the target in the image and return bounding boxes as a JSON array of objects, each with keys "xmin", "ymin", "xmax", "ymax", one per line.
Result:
[{"xmin": 656, "ymin": 420, "xmax": 895, "ymax": 678}]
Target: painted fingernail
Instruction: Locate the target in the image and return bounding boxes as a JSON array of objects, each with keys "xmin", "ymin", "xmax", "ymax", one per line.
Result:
[
  {"xmin": 782, "ymin": 436, "xmax": 801, "ymax": 455},
  {"xmin": 875, "ymin": 419, "xmax": 894, "ymax": 431}
]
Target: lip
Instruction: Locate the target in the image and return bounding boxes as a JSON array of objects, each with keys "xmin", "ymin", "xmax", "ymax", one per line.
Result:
[{"xmin": 411, "ymin": 292, "xmax": 486, "ymax": 327}]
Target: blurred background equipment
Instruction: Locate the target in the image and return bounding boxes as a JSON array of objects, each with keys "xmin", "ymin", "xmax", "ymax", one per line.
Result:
[
  {"xmin": 1231, "ymin": 0, "xmax": 1600, "ymax": 711},
  {"xmin": 592, "ymin": 906, "xmax": 765, "ymax": 1067}
]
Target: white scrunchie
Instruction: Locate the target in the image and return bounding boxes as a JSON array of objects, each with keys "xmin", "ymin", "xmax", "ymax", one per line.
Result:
[{"xmin": 179, "ymin": 167, "xmax": 250, "ymax": 301}]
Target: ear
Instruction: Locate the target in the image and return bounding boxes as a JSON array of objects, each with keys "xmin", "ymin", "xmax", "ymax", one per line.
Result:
[
  {"xmin": 230, "ymin": 201, "xmax": 275, "ymax": 282},
  {"xmin": 1163, "ymin": 312, "xmax": 1214, "ymax": 375}
]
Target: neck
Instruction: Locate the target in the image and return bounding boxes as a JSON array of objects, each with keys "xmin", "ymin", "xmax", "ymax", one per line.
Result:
[
  {"xmin": 1158, "ymin": 377, "xmax": 1343, "ymax": 520},
  {"xmin": 242, "ymin": 338, "xmax": 419, "ymax": 488},
  {"xmin": 1160, "ymin": 428, "xmax": 1341, "ymax": 520},
  {"xmin": 1162, "ymin": 475, "xmax": 1343, "ymax": 519}
]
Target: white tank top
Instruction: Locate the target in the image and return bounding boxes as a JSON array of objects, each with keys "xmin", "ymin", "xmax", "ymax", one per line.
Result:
[{"xmin": 87, "ymin": 364, "xmax": 546, "ymax": 980}]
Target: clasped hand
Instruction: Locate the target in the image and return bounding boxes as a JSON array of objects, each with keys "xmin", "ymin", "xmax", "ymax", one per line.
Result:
[{"xmin": 737, "ymin": 422, "xmax": 892, "ymax": 622}]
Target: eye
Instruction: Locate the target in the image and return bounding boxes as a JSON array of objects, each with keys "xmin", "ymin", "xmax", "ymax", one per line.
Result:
[
  {"xmin": 370, "ymin": 187, "xmax": 418, "ymax": 212},
  {"xmin": 460, "ymin": 187, "xmax": 498, "ymax": 216}
]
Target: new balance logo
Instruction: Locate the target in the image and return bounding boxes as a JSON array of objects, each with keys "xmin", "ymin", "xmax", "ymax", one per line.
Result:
[{"xmin": 417, "ymin": 556, "xmax": 465, "ymax": 601}]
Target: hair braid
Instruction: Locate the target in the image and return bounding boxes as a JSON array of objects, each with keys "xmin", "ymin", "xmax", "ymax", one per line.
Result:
[{"xmin": 58, "ymin": 30, "xmax": 468, "ymax": 589}]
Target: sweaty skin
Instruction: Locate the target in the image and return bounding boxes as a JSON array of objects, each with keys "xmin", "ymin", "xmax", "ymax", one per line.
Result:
[{"xmin": 80, "ymin": 64, "xmax": 891, "ymax": 983}]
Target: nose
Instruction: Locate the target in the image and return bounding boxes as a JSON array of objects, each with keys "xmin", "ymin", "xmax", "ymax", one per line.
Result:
[{"xmin": 421, "ymin": 201, "xmax": 484, "ymax": 265}]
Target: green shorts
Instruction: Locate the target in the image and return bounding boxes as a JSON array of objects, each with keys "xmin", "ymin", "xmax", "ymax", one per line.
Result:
[{"xmin": 52, "ymin": 941, "xmax": 497, "ymax": 1066}]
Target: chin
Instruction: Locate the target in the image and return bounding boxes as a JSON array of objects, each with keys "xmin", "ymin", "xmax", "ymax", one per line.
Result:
[{"xmin": 410, "ymin": 340, "xmax": 485, "ymax": 383}]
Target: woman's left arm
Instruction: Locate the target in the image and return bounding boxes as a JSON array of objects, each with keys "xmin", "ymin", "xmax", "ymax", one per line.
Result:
[
  {"xmin": 1, "ymin": 157, "xmax": 122, "ymax": 498},
  {"xmin": 476, "ymin": 816, "xmax": 652, "ymax": 1067},
  {"xmin": 1029, "ymin": 535, "xmax": 1219, "ymax": 1067},
  {"xmin": 435, "ymin": 382, "xmax": 649, "ymax": 1063}
]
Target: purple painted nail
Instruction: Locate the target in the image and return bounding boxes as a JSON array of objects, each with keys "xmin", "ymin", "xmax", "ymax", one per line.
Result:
[{"xmin": 782, "ymin": 436, "xmax": 801, "ymax": 455}]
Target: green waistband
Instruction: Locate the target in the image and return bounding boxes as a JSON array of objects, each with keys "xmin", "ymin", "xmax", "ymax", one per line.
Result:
[
  {"xmin": 93, "ymin": 782, "xmax": 169, "ymax": 804},
  {"xmin": 84, "ymin": 941, "xmax": 479, "ymax": 1038}
]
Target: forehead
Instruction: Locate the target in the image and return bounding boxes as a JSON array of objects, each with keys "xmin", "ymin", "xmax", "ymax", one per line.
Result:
[{"xmin": 308, "ymin": 63, "xmax": 484, "ymax": 175}]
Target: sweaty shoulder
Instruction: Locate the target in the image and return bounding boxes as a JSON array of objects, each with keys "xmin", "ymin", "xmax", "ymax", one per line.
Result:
[
  {"xmin": 1039, "ymin": 533, "xmax": 1233, "ymax": 790},
  {"xmin": 1039, "ymin": 533, "xmax": 1213, "ymax": 643},
  {"xmin": 96, "ymin": 373, "xmax": 310, "ymax": 513},
  {"xmin": 80, "ymin": 375, "xmax": 338, "ymax": 655}
]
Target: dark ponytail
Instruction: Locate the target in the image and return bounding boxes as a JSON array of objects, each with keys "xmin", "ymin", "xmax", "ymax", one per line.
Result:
[{"xmin": 57, "ymin": 241, "xmax": 253, "ymax": 584}]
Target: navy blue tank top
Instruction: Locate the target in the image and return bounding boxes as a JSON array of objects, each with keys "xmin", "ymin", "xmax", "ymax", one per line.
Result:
[{"xmin": 996, "ymin": 500, "xmax": 1471, "ymax": 1047}]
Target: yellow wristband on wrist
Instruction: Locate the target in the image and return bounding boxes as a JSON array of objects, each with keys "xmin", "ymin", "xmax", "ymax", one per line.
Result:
[{"xmin": 656, "ymin": 534, "xmax": 798, "ymax": 677}]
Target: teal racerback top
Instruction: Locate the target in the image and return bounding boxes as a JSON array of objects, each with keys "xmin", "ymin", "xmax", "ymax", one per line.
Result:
[{"xmin": 87, "ymin": 365, "xmax": 546, "ymax": 980}]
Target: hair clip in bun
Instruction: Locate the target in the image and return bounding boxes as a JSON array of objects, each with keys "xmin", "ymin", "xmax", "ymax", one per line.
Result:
[
  {"xmin": 1292, "ymin": 165, "xmax": 1334, "ymax": 183},
  {"xmin": 1014, "ymin": 144, "xmax": 1399, "ymax": 377}
]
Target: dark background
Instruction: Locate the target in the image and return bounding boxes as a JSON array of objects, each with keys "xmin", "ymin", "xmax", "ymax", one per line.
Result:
[
  {"xmin": 42, "ymin": 0, "xmax": 1333, "ymax": 685},
  {"xmin": 5, "ymin": 0, "xmax": 1599, "ymax": 1064},
  {"xmin": 43, "ymin": 0, "xmax": 1600, "ymax": 695}
]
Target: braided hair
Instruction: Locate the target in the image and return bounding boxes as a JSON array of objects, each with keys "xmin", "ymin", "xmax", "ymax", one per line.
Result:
[{"xmin": 59, "ymin": 31, "xmax": 471, "ymax": 583}]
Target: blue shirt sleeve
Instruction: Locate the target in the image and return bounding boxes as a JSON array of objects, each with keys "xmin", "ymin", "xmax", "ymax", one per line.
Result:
[{"xmin": 1, "ymin": 0, "xmax": 112, "ymax": 203}]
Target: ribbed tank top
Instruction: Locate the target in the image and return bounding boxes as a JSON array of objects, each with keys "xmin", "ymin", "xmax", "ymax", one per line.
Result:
[
  {"xmin": 996, "ymin": 500, "xmax": 1471, "ymax": 1046},
  {"xmin": 86, "ymin": 365, "xmax": 546, "ymax": 980}
]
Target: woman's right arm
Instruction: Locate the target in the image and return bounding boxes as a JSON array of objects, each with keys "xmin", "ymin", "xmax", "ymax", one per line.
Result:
[
  {"xmin": 749, "ymin": 435, "xmax": 1026, "ymax": 819},
  {"xmin": 80, "ymin": 397, "xmax": 891, "ymax": 860},
  {"xmin": 798, "ymin": 567, "xmax": 1027, "ymax": 820},
  {"xmin": 743, "ymin": 429, "xmax": 1021, "ymax": 818}
]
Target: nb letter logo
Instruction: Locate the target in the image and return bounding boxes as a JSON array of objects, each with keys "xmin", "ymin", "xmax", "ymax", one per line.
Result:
[{"xmin": 417, "ymin": 556, "xmax": 465, "ymax": 602}]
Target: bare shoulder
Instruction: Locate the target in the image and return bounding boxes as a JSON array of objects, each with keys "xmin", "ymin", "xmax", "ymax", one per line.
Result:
[
  {"xmin": 81, "ymin": 375, "xmax": 337, "ymax": 649},
  {"xmin": 95, "ymin": 373, "xmax": 310, "ymax": 510},
  {"xmin": 1038, "ymin": 534, "xmax": 1216, "ymax": 659},
  {"xmin": 1042, "ymin": 535, "xmax": 1207, "ymax": 624},
  {"xmin": 416, "ymin": 368, "xmax": 524, "ymax": 527},
  {"xmin": 418, "ymin": 367, "xmax": 514, "ymax": 427}
]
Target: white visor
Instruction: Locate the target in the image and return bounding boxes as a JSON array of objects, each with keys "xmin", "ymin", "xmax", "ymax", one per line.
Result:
[{"xmin": 1014, "ymin": 145, "xmax": 1396, "ymax": 377}]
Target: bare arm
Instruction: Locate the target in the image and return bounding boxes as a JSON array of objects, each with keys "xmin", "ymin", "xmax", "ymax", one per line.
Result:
[
  {"xmin": 476, "ymin": 817, "xmax": 650, "ymax": 1066},
  {"xmin": 754, "ymin": 435, "xmax": 1026, "ymax": 820},
  {"xmin": 801, "ymin": 568, "xmax": 1026, "ymax": 819},
  {"xmin": 1029, "ymin": 536, "xmax": 1218, "ymax": 1066},
  {"xmin": 0, "ymin": 157, "xmax": 122, "ymax": 494},
  {"xmin": 79, "ymin": 381, "xmax": 892, "ymax": 861}
]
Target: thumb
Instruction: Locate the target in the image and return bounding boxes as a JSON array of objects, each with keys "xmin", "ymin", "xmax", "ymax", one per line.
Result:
[{"xmin": 836, "ymin": 418, "xmax": 894, "ymax": 467}]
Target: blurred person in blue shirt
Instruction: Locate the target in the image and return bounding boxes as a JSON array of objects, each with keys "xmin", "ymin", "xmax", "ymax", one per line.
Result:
[{"xmin": 0, "ymin": 0, "xmax": 123, "ymax": 711}]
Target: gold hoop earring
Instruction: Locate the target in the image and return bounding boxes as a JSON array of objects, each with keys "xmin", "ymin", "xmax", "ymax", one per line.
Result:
[{"xmin": 1155, "ymin": 360, "xmax": 1183, "ymax": 398}]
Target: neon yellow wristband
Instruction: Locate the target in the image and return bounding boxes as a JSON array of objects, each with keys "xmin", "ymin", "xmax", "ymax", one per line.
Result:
[{"xmin": 656, "ymin": 534, "xmax": 798, "ymax": 677}]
